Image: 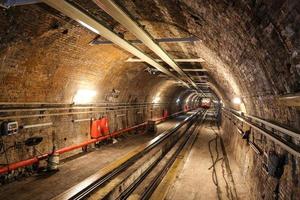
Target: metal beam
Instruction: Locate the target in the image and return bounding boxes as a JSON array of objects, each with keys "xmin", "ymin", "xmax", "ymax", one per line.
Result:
[
  {"xmin": 41, "ymin": 0, "xmax": 189, "ymax": 88},
  {"xmin": 0, "ymin": 0, "xmax": 39, "ymax": 8},
  {"xmin": 91, "ymin": 36, "xmax": 199, "ymax": 45},
  {"xmin": 92, "ymin": 0, "xmax": 199, "ymax": 90},
  {"xmin": 126, "ymin": 57, "xmax": 205, "ymax": 63}
]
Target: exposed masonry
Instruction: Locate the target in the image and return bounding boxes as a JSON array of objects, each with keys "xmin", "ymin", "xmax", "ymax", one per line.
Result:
[{"xmin": 0, "ymin": 1, "xmax": 299, "ymax": 199}]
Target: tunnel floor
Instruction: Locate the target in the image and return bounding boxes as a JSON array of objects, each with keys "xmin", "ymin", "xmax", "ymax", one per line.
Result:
[
  {"xmin": 0, "ymin": 117, "xmax": 184, "ymax": 200},
  {"xmin": 0, "ymin": 115, "xmax": 251, "ymax": 200},
  {"xmin": 162, "ymin": 120, "xmax": 250, "ymax": 200}
]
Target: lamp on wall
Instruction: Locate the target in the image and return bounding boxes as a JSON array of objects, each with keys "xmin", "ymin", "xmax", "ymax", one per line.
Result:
[
  {"xmin": 73, "ymin": 89, "xmax": 97, "ymax": 104},
  {"xmin": 232, "ymin": 97, "xmax": 242, "ymax": 105},
  {"xmin": 152, "ymin": 96, "xmax": 160, "ymax": 104}
]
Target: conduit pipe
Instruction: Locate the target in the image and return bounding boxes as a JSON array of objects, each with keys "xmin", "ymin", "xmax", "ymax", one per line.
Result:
[
  {"xmin": 223, "ymin": 109, "xmax": 300, "ymax": 157},
  {"xmin": 0, "ymin": 109, "xmax": 193, "ymax": 175},
  {"xmin": 91, "ymin": 0, "xmax": 205, "ymax": 93},
  {"xmin": 41, "ymin": 0, "xmax": 189, "ymax": 88}
]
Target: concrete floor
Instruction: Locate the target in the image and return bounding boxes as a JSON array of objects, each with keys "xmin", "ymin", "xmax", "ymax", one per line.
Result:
[
  {"xmin": 0, "ymin": 116, "xmax": 184, "ymax": 200},
  {"xmin": 165, "ymin": 120, "xmax": 250, "ymax": 200}
]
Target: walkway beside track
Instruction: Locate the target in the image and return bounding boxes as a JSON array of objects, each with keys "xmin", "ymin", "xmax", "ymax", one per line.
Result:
[
  {"xmin": 163, "ymin": 120, "xmax": 250, "ymax": 200},
  {"xmin": 0, "ymin": 115, "xmax": 188, "ymax": 200}
]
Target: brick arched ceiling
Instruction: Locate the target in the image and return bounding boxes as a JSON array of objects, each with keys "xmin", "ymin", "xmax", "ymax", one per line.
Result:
[{"xmin": 0, "ymin": 0, "xmax": 299, "ymax": 129}]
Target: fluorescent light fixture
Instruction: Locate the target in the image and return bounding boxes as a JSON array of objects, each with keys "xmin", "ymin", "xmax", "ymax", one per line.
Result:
[
  {"xmin": 78, "ymin": 21, "xmax": 100, "ymax": 34},
  {"xmin": 152, "ymin": 96, "xmax": 160, "ymax": 103},
  {"xmin": 232, "ymin": 97, "xmax": 242, "ymax": 105},
  {"xmin": 73, "ymin": 89, "xmax": 97, "ymax": 104}
]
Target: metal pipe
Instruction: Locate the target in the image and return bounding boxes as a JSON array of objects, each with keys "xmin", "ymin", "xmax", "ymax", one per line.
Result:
[
  {"xmin": 223, "ymin": 109, "xmax": 300, "ymax": 157},
  {"xmin": 0, "ymin": 103, "xmax": 165, "ymax": 113},
  {"xmin": 92, "ymin": 0, "xmax": 197, "ymax": 89},
  {"xmin": 0, "ymin": 101, "xmax": 169, "ymax": 106},
  {"xmin": 126, "ymin": 58, "xmax": 205, "ymax": 63},
  {"xmin": 41, "ymin": 0, "xmax": 190, "ymax": 88},
  {"xmin": 228, "ymin": 108, "xmax": 300, "ymax": 139},
  {"xmin": 0, "ymin": 105, "xmax": 165, "ymax": 120},
  {"xmin": 72, "ymin": 118, "xmax": 92, "ymax": 123},
  {"xmin": 170, "ymin": 68, "xmax": 207, "ymax": 72},
  {"xmin": 22, "ymin": 122, "xmax": 53, "ymax": 129},
  {"xmin": 0, "ymin": 109, "xmax": 189, "ymax": 174}
]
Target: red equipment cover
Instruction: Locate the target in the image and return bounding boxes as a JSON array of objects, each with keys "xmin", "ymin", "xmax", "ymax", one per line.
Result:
[
  {"xmin": 100, "ymin": 117, "xmax": 109, "ymax": 136},
  {"xmin": 90, "ymin": 120, "xmax": 102, "ymax": 138}
]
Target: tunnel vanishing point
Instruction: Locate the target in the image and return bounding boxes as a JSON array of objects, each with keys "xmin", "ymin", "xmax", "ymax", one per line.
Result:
[{"xmin": 0, "ymin": 1, "xmax": 299, "ymax": 200}]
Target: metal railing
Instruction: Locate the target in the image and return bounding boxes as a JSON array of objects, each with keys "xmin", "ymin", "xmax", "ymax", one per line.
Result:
[{"xmin": 222, "ymin": 108, "xmax": 300, "ymax": 157}]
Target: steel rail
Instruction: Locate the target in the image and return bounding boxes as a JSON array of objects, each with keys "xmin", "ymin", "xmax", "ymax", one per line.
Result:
[
  {"xmin": 119, "ymin": 111, "xmax": 206, "ymax": 200},
  {"xmin": 140, "ymin": 111, "xmax": 207, "ymax": 200},
  {"xmin": 60, "ymin": 110, "xmax": 200, "ymax": 200},
  {"xmin": 41, "ymin": 0, "xmax": 190, "ymax": 88},
  {"xmin": 223, "ymin": 109, "xmax": 300, "ymax": 157}
]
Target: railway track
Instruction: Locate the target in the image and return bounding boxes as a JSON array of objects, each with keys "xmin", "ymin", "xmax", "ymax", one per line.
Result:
[{"xmin": 53, "ymin": 109, "xmax": 207, "ymax": 200}]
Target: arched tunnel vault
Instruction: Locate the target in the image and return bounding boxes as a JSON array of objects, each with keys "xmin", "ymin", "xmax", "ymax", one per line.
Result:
[
  {"xmin": 0, "ymin": 1, "xmax": 299, "ymax": 199},
  {"xmin": 113, "ymin": 0, "xmax": 300, "ymax": 129},
  {"xmin": 0, "ymin": 5, "xmax": 186, "ymax": 105}
]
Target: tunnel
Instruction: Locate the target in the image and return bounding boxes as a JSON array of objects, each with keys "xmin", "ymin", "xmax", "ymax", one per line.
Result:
[{"xmin": 0, "ymin": 0, "xmax": 299, "ymax": 199}]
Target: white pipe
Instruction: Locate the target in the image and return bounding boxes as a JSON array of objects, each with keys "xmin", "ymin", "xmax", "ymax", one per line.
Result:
[
  {"xmin": 72, "ymin": 118, "xmax": 92, "ymax": 123},
  {"xmin": 22, "ymin": 122, "xmax": 53, "ymax": 129}
]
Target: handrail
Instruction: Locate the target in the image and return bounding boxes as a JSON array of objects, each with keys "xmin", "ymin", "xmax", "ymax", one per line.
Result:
[
  {"xmin": 226, "ymin": 108, "xmax": 300, "ymax": 139},
  {"xmin": 223, "ymin": 108, "xmax": 300, "ymax": 157}
]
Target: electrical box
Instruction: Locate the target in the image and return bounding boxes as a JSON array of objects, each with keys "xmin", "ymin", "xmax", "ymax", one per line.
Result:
[{"xmin": 1, "ymin": 121, "xmax": 18, "ymax": 136}]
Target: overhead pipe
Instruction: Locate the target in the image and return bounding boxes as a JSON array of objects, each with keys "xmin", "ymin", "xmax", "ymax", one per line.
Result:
[
  {"xmin": 223, "ymin": 109, "xmax": 300, "ymax": 157},
  {"xmin": 0, "ymin": 109, "xmax": 193, "ymax": 175},
  {"xmin": 91, "ymin": 36, "xmax": 200, "ymax": 45},
  {"xmin": 41, "ymin": 0, "xmax": 189, "ymax": 88},
  {"xmin": 126, "ymin": 58, "xmax": 206, "ymax": 63},
  {"xmin": 91, "ymin": 0, "xmax": 204, "ymax": 93}
]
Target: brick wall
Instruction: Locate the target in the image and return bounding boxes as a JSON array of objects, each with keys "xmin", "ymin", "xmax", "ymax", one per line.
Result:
[{"xmin": 0, "ymin": 4, "xmax": 188, "ymax": 173}]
